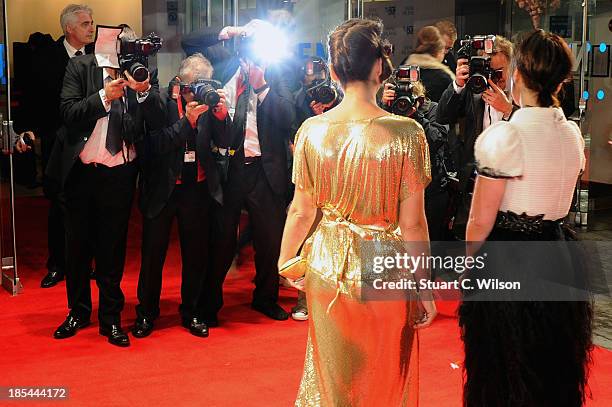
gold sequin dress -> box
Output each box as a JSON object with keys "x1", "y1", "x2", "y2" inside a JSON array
[{"x1": 292, "y1": 114, "x2": 431, "y2": 407}]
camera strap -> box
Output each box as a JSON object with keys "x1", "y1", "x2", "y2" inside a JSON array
[{"x1": 171, "y1": 79, "x2": 185, "y2": 119}]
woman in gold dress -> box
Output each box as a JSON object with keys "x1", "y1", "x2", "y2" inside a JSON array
[{"x1": 278, "y1": 19, "x2": 437, "y2": 406}]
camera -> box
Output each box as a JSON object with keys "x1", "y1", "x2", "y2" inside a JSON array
[
  {"x1": 384, "y1": 65, "x2": 421, "y2": 116},
  {"x1": 119, "y1": 33, "x2": 162, "y2": 82},
  {"x1": 237, "y1": 22, "x2": 291, "y2": 65},
  {"x1": 456, "y1": 35, "x2": 502, "y2": 94},
  {"x1": 303, "y1": 57, "x2": 338, "y2": 105},
  {"x1": 457, "y1": 35, "x2": 496, "y2": 60},
  {"x1": 181, "y1": 79, "x2": 222, "y2": 107}
]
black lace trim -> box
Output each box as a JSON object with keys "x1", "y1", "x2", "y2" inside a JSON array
[
  {"x1": 494, "y1": 211, "x2": 559, "y2": 234},
  {"x1": 477, "y1": 166, "x2": 518, "y2": 179}
]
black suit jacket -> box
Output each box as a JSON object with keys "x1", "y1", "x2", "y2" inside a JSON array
[
  {"x1": 34, "y1": 36, "x2": 93, "y2": 136},
  {"x1": 57, "y1": 54, "x2": 158, "y2": 187},
  {"x1": 220, "y1": 57, "x2": 296, "y2": 198},
  {"x1": 138, "y1": 88, "x2": 231, "y2": 218},
  {"x1": 436, "y1": 81, "x2": 518, "y2": 190}
]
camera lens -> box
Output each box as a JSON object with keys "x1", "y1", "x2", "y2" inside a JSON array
[
  {"x1": 193, "y1": 83, "x2": 220, "y2": 107},
  {"x1": 394, "y1": 97, "x2": 413, "y2": 115},
  {"x1": 316, "y1": 86, "x2": 336, "y2": 105},
  {"x1": 129, "y1": 63, "x2": 149, "y2": 82},
  {"x1": 467, "y1": 74, "x2": 488, "y2": 94},
  {"x1": 203, "y1": 89, "x2": 220, "y2": 107}
]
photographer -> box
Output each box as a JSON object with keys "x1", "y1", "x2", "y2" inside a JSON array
[
  {"x1": 381, "y1": 72, "x2": 453, "y2": 241},
  {"x1": 198, "y1": 20, "x2": 296, "y2": 324},
  {"x1": 436, "y1": 35, "x2": 517, "y2": 237},
  {"x1": 133, "y1": 54, "x2": 229, "y2": 339},
  {"x1": 292, "y1": 56, "x2": 341, "y2": 139},
  {"x1": 53, "y1": 26, "x2": 159, "y2": 347}
]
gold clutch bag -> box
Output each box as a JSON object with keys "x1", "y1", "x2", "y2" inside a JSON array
[{"x1": 278, "y1": 256, "x2": 307, "y2": 280}]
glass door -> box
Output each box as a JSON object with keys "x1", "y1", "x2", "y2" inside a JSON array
[
  {"x1": 508, "y1": 0, "x2": 612, "y2": 229},
  {"x1": 0, "y1": 0, "x2": 21, "y2": 295},
  {"x1": 583, "y1": 1, "x2": 612, "y2": 231}
]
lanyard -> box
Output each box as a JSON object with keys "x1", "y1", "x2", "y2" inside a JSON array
[
  {"x1": 171, "y1": 81, "x2": 185, "y2": 119},
  {"x1": 171, "y1": 82, "x2": 194, "y2": 157}
]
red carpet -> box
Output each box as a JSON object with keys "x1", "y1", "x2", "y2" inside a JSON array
[{"x1": 1, "y1": 196, "x2": 611, "y2": 406}]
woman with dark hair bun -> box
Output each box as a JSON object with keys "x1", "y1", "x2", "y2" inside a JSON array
[
  {"x1": 278, "y1": 18, "x2": 436, "y2": 406},
  {"x1": 460, "y1": 29, "x2": 593, "y2": 407}
]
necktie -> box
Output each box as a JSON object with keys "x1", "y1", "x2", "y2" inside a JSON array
[
  {"x1": 105, "y1": 76, "x2": 124, "y2": 155},
  {"x1": 74, "y1": 50, "x2": 83, "y2": 56},
  {"x1": 235, "y1": 71, "x2": 247, "y2": 102}
]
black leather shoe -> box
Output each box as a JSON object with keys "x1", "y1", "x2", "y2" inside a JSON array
[
  {"x1": 99, "y1": 325, "x2": 130, "y2": 347},
  {"x1": 204, "y1": 316, "x2": 219, "y2": 328},
  {"x1": 132, "y1": 318, "x2": 154, "y2": 338},
  {"x1": 41, "y1": 270, "x2": 64, "y2": 288},
  {"x1": 252, "y1": 302, "x2": 289, "y2": 321},
  {"x1": 53, "y1": 314, "x2": 90, "y2": 339},
  {"x1": 182, "y1": 317, "x2": 209, "y2": 337}
]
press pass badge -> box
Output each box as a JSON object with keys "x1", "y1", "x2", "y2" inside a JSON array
[{"x1": 184, "y1": 150, "x2": 196, "y2": 163}]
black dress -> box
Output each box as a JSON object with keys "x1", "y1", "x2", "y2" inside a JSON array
[{"x1": 459, "y1": 109, "x2": 593, "y2": 407}]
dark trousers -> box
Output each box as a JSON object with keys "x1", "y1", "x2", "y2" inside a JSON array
[
  {"x1": 64, "y1": 160, "x2": 137, "y2": 327},
  {"x1": 41, "y1": 133, "x2": 65, "y2": 273},
  {"x1": 200, "y1": 160, "x2": 287, "y2": 320},
  {"x1": 46, "y1": 195, "x2": 66, "y2": 272},
  {"x1": 425, "y1": 187, "x2": 451, "y2": 241},
  {"x1": 136, "y1": 181, "x2": 212, "y2": 321}
]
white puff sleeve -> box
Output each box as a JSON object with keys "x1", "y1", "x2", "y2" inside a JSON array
[{"x1": 475, "y1": 122, "x2": 524, "y2": 178}]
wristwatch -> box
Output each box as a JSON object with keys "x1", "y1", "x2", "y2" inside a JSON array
[{"x1": 137, "y1": 84, "x2": 152, "y2": 99}]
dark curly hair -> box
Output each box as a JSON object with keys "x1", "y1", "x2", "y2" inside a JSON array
[{"x1": 328, "y1": 18, "x2": 393, "y2": 86}]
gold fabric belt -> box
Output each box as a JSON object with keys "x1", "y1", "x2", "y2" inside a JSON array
[
  {"x1": 319, "y1": 207, "x2": 397, "y2": 238},
  {"x1": 317, "y1": 207, "x2": 400, "y2": 313}
]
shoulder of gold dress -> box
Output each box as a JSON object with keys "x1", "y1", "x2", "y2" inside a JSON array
[{"x1": 374, "y1": 114, "x2": 423, "y2": 135}]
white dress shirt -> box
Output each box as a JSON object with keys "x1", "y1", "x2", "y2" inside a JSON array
[
  {"x1": 63, "y1": 39, "x2": 85, "y2": 58},
  {"x1": 223, "y1": 66, "x2": 270, "y2": 158},
  {"x1": 79, "y1": 68, "x2": 143, "y2": 167},
  {"x1": 453, "y1": 81, "x2": 506, "y2": 130}
]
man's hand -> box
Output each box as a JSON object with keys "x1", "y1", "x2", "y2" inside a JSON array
[
  {"x1": 482, "y1": 79, "x2": 512, "y2": 117},
  {"x1": 212, "y1": 89, "x2": 229, "y2": 121},
  {"x1": 309, "y1": 100, "x2": 334, "y2": 116},
  {"x1": 455, "y1": 58, "x2": 470, "y2": 88},
  {"x1": 15, "y1": 131, "x2": 35, "y2": 153},
  {"x1": 382, "y1": 82, "x2": 396, "y2": 106},
  {"x1": 218, "y1": 25, "x2": 245, "y2": 40},
  {"x1": 185, "y1": 101, "x2": 209, "y2": 128},
  {"x1": 104, "y1": 78, "x2": 127, "y2": 101},
  {"x1": 123, "y1": 71, "x2": 151, "y2": 93}
]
